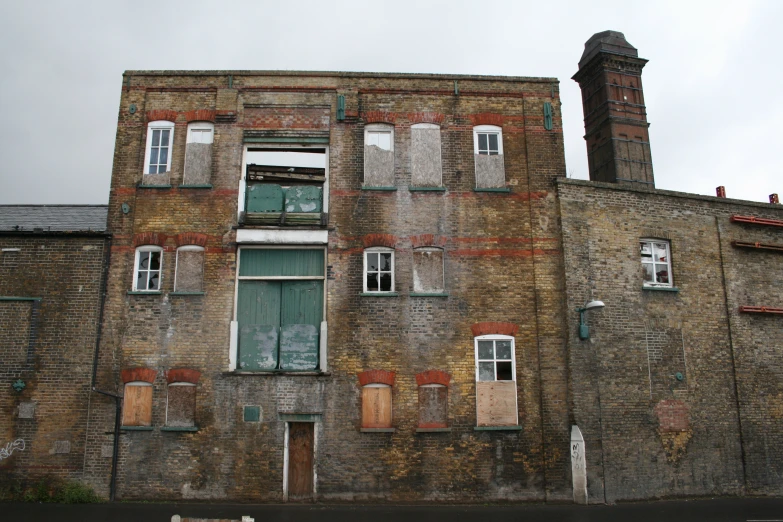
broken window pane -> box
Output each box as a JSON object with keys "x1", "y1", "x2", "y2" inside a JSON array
[
  {"x1": 379, "y1": 273, "x2": 392, "y2": 291},
  {"x1": 478, "y1": 341, "x2": 494, "y2": 359},
  {"x1": 367, "y1": 273, "x2": 379, "y2": 291},
  {"x1": 642, "y1": 263, "x2": 654, "y2": 282},
  {"x1": 367, "y1": 253, "x2": 378, "y2": 271},
  {"x1": 496, "y1": 361, "x2": 513, "y2": 381},
  {"x1": 380, "y1": 253, "x2": 391, "y2": 271},
  {"x1": 478, "y1": 362, "x2": 495, "y2": 381},
  {"x1": 495, "y1": 341, "x2": 512, "y2": 360}
]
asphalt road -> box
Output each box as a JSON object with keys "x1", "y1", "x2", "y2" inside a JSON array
[{"x1": 3, "y1": 497, "x2": 783, "y2": 522}]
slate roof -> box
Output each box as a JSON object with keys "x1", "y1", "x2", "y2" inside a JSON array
[{"x1": 0, "y1": 205, "x2": 108, "y2": 233}]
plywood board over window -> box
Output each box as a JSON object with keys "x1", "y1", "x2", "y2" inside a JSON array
[
  {"x1": 364, "y1": 124, "x2": 395, "y2": 187},
  {"x1": 122, "y1": 383, "x2": 153, "y2": 427},
  {"x1": 476, "y1": 381, "x2": 517, "y2": 426},
  {"x1": 175, "y1": 246, "x2": 204, "y2": 292},
  {"x1": 166, "y1": 383, "x2": 196, "y2": 427},
  {"x1": 413, "y1": 248, "x2": 444, "y2": 293},
  {"x1": 362, "y1": 384, "x2": 392, "y2": 428},
  {"x1": 418, "y1": 384, "x2": 448, "y2": 428},
  {"x1": 411, "y1": 123, "x2": 442, "y2": 187},
  {"x1": 184, "y1": 122, "x2": 214, "y2": 185}
]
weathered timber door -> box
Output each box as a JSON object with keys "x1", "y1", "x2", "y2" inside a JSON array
[{"x1": 287, "y1": 422, "x2": 314, "y2": 500}]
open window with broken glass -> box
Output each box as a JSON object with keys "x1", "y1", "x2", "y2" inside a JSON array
[{"x1": 364, "y1": 248, "x2": 394, "y2": 293}]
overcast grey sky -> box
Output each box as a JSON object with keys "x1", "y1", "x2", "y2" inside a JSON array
[{"x1": 1, "y1": 0, "x2": 780, "y2": 205}]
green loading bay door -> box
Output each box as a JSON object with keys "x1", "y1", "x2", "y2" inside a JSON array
[{"x1": 237, "y1": 249, "x2": 324, "y2": 371}]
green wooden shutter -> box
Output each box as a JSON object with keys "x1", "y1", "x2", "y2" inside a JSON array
[
  {"x1": 239, "y1": 249, "x2": 324, "y2": 277},
  {"x1": 279, "y1": 280, "x2": 323, "y2": 370},
  {"x1": 247, "y1": 184, "x2": 284, "y2": 212},
  {"x1": 285, "y1": 186, "x2": 322, "y2": 213},
  {"x1": 237, "y1": 281, "x2": 281, "y2": 370}
]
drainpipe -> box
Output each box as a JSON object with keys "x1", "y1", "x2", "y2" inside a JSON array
[{"x1": 89, "y1": 235, "x2": 122, "y2": 501}]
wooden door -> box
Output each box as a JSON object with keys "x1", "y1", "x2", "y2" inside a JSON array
[{"x1": 287, "y1": 422, "x2": 314, "y2": 500}]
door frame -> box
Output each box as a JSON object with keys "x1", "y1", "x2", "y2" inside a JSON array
[{"x1": 281, "y1": 413, "x2": 321, "y2": 502}]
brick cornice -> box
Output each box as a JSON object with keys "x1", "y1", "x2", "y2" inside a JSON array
[
  {"x1": 184, "y1": 109, "x2": 216, "y2": 123},
  {"x1": 409, "y1": 112, "x2": 445, "y2": 125},
  {"x1": 469, "y1": 113, "x2": 504, "y2": 127},
  {"x1": 175, "y1": 232, "x2": 208, "y2": 247},
  {"x1": 146, "y1": 110, "x2": 178, "y2": 123},
  {"x1": 362, "y1": 233, "x2": 397, "y2": 248},
  {"x1": 410, "y1": 234, "x2": 447, "y2": 249},
  {"x1": 362, "y1": 111, "x2": 397, "y2": 124},
  {"x1": 166, "y1": 368, "x2": 201, "y2": 384},
  {"x1": 416, "y1": 370, "x2": 450, "y2": 387},
  {"x1": 471, "y1": 322, "x2": 519, "y2": 337},
  {"x1": 358, "y1": 369, "x2": 396, "y2": 387},
  {"x1": 132, "y1": 232, "x2": 167, "y2": 247},
  {"x1": 121, "y1": 367, "x2": 157, "y2": 384}
]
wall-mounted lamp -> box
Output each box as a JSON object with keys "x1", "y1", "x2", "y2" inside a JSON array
[{"x1": 577, "y1": 300, "x2": 605, "y2": 340}]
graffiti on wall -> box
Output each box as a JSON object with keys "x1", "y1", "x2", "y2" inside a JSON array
[{"x1": 0, "y1": 439, "x2": 25, "y2": 461}]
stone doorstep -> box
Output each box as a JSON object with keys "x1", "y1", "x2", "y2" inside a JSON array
[{"x1": 176, "y1": 517, "x2": 254, "y2": 522}]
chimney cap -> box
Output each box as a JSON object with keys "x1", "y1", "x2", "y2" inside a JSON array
[{"x1": 578, "y1": 30, "x2": 639, "y2": 68}]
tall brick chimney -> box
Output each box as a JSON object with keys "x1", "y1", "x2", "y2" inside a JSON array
[{"x1": 572, "y1": 31, "x2": 654, "y2": 187}]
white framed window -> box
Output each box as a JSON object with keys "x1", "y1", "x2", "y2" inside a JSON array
[
  {"x1": 133, "y1": 246, "x2": 163, "y2": 291},
  {"x1": 144, "y1": 120, "x2": 175, "y2": 174},
  {"x1": 187, "y1": 122, "x2": 214, "y2": 144},
  {"x1": 475, "y1": 335, "x2": 515, "y2": 382},
  {"x1": 473, "y1": 125, "x2": 503, "y2": 156},
  {"x1": 365, "y1": 124, "x2": 394, "y2": 151},
  {"x1": 174, "y1": 245, "x2": 204, "y2": 292},
  {"x1": 640, "y1": 239, "x2": 672, "y2": 287},
  {"x1": 364, "y1": 247, "x2": 394, "y2": 293}
]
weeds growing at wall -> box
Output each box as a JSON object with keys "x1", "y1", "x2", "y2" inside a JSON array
[{"x1": 0, "y1": 477, "x2": 103, "y2": 503}]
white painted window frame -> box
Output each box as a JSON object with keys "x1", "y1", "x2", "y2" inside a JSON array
[
  {"x1": 143, "y1": 120, "x2": 175, "y2": 174},
  {"x1": 165, "y1": 381, "x2": 196, "y2": 427},
  {"x1": 413, "y1": 246, "x2": 445, "y2": 293},
  {"x1": 133, "y1": 246, "x2": 163, "y2": 291},
  {"x1": 474, "y1": 334, "x2": 516, "y2": 382},
  {"x1": 363, "y1": 247, "x2": 395, "y2": 293},
  {"x1": 186, "y1": 122, "x2": 214, "y2": 144},
  {"x1": 640, "y1": 239, "x2": 673, "y2": 288},
  {"x1": 472, "y1": 125, "x2": 504, "y2": 156},
  {"x1": 174, "y1": 245, "x2": 205, "y2": 292},
  {"x1": 364, "y1": 123, "x2": 394, "y2": 152}
]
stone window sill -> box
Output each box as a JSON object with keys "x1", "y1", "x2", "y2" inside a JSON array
[
  {"x1": 0, "y1": 296, "x2": 42, "y2": 301},
  {"x1": 408, "y1": 186, "x2": 446, "y2": 192},
  {"x1": 170, "y1": 291, "x2": 206, "y2": 296},
  {"x1": 474, "y1": 187, "x2": 511, "y2": 193},
  {"x1": 642, "y1": 286, "x2": 680, "y2": 292},
  {"x1": 361, "y1": 292, "x2": 399, "y2": 297},
  {"x1": 474, "y1": 425, "x2": 523, "y2": 431},
  {"x1": 361, "y1": 186, "x2": 397, "y2": 191},
  {"x1": 137, "y1": 184, "x2": 172, "y2": 189},
  {"x1": 224, "y1": 371, "x2": 331, "y2": 377},
  {"x1": 160, "y1": 426, "x2": 199, "y2": 432},
  {"x1": 416, "y1": 427, "x2": 451, "y2": 433},
  {"x1": 126, "y1": 291, "x2": 162, "y2": 295},
  {"x1": 360, "y1": 428, "x2": 396, "y2": 433},
  {"x1": 410, "y1": 292, "x2": 449, "y2": 297},
  {"x1": 120, "y1": 426, "x2": 154, "y2": 431},
  {"x1": 178, "y1": 184, "x2": 213, "y2": 189}
]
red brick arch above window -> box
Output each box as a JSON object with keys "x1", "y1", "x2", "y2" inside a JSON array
[
  {"x1": 121, "y1": 367, "x2": 157, "y2": 384},
  {"x1": 132, "y1": 232, "x2": 167, "y2": 247},
  {"x1": 175, "y1": 232, "x2": 208, "y2": 247},
  {"x1": 416, "y1": 370, "x2": 450, "y2": 387},
  {"x1": 358, "y1": 369, "x2": 396, "y2": 387},
  {"x1": 146, "y1": 110, "x2": 178, "y2": 123},
  {"x1": 362, "y1": 111, "x2": 397, "y2": 124},
  {"x1": 184, "y1": 109, "x2": 216, "y2": 123},
  {"x1": 469, "y1": 113, "x2": 504, "y2": 127},
  {"x1": 166, "y1": 368, "x2": 201, "y2": 384},
  {"x1": 471, "y1": 322, "x2": 519, "y2": 337},
  {"x1": 410, "y1": 234, "x2": 447, "y2": 249},
  {"x1": 362, "y1": 233, "x2": 397, "y2": 249},
  {"x1": 409, "y1": 112, "x2": 445, "y2": 125}
]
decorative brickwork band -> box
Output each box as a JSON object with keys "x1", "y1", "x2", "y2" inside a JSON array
[
  {"x1": 175, "y1": 232, "x2": 208, "y2": 247},
  {"x1": 362, "y1": 233, "x2": 397, "y2": 248},
  {"x1": 469, "y1": 113, "x2": 504, "y2": 127},
  {"x1": 184, "y1": 109, "x2": 216, "y2": 123},
  {"x1": 121, "y1": 367, "x2": 157, "y2": 384},
  {"x1": 471, "y1": 322, "x2": 519, "y2": 337},
  {"x1": 654, "y1": 400, "x2": 689, "y2": 432},
  {"x1": 146, "y1": 110, "x2": 178, "y2": 123},
  {"x1": 409, "y1": 112, "x2": 445, "y2": 125},
  {"x1": 410, "y1": 234, "x2": 447, "y2": 249},
  {"x1": 416, "y1": 370, "x2": 451, "y2": 387},
  {"x1": 362, "y1": 111, "x2": 397, "y2": 124},
  {"x1": 132, "y1": 232, "x2": 167, "y2": 247},
  {"x1": 358, "y1": 369, "x2": 396, "y2": 387},
  {"x1": 166, "y1": 368, "x2": 201, "y2": 384}
]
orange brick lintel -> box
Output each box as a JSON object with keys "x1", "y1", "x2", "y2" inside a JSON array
[
  {"x1": 416, "y1": 370, "x2": 451, "y2": 387},
  {"x1": 358, "y1": 369, "x2": 396, "y2": 387},
  {"x1": 471, "y1": 322, "x2": 519, "y2": 337},
  {"x1": 121, "y1": 367, "x2": 157, "y2": 384},
  {"x1": 166, "y1": 368, "x2": 201, "y2": 384}
]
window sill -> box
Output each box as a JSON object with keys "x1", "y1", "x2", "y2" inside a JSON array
[
  {"x1": 0, "y1": 296, "x2": 42, "y2": 301},
  {"x1": 360, "y1": 292, "x2": 399, "y2": 297},
  {"x1": 178, "y1": 184, "x2": 213, "y2": 189},
  {"x1": 160, "y1": 426, "x2": 199, "y2": 432},
  {"x1": 126, "y1": 291, "x2": 162, "y2": 295},
  {"x1": 121, "y1": 426, "x2": 154, "y2": 431},
  {"x1": 224, "y1": 370, "x2": 331, "y2": 377},
  {"x1": 416, "y1": 427, "x2": 451, "y2": 433},
  {"x1": 642, "y1": 286, "x2": 680, "y2": 292},
  {"x1": 137, "y1": 184, "x2": 172, "y2": 189},
  {"x1": 408, "y1": 186, "x2": 446, "y2": 192},
  {"x1": 473, "y1": 187, "x2": 511, "y2": 193},
  {"x1": 360, "y1": 428, "x2": 396, "y2": 433},
  {"x1": 170, "y1": 291, "x2": 206, "y2": 296},
  {"x1": 361, "y1": 186, "x2": 397, "y2": 191},
  {"x1": 410, "y1": 292, "x2": 449, "y2": 297},
  {"x1": 474, "y1": 426, "x2": 523, "y2": 431}
]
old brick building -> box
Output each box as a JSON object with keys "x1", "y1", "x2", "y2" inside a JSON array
[{"x1": 0, "y1": 205, "x2": 109, "y2": 488}]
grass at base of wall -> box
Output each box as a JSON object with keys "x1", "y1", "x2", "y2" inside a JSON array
[{"x1": 0, "y1": 477, "x2": 104, "y2": 503}]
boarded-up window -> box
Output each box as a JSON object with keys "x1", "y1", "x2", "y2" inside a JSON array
[
  {"x1": 418, "y1": 384, "x2": 448, "y2": 428},
  {"x1": 364, "y1": 124, "x2": 394, "y2": 187},
  {"x1": 122, "y1": 382, "x2": 153, "y2": 427},
  {"x1": 362, "y1": 384, "x2": 392, "y2": 428},
  {"x1": 475, "y1": 335, "x2": 518, "y2": 426},
  {"x1": 476, "y1": 381, "x2": 517, "y2": 426},
  {"x1": 411, "y1": 123, "x2": 442, "y2": 187},
  {"x1": 183, "y1": 122, "x2": 214, "y2": 185},
  {"x1": 175, "y1": 246, "x2": 204, "y2": 292},
  {"x1": 473, "y1": 125, "x2": 506, "y2": 188},
  {"x1": 166, "y1": 383, "x2": 196, "y2": 427},
  {"x1": 413, "y1": 248, "x2": 444, "y2": 293}
]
